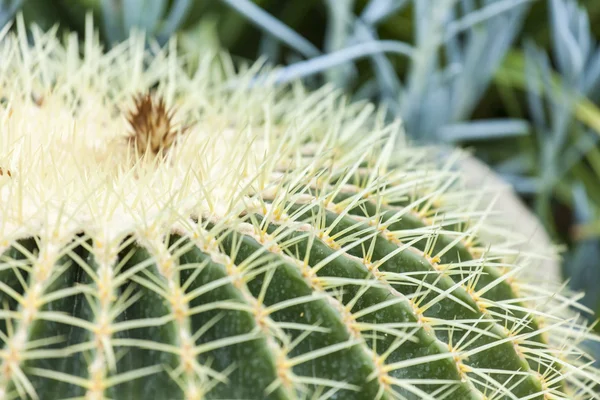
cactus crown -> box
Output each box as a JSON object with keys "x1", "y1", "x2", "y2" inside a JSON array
[{"x1": 0, "y1": 17, "x2": 599, "y2": 400}]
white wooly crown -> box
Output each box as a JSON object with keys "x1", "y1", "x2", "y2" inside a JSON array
[{"x1": 0, "y1": 16, "x2": 598, "y2": 400}]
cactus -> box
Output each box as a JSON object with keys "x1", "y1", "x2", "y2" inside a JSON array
[{"x1": 0, "y1": 19, "x2": 599, "y2": 400}]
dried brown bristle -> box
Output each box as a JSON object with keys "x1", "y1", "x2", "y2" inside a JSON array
[
  {"x1": 31, "y1": 92, "x2": 44, "y2": 107},
  {"x1": 125, "y1": 93, "x2": 187, "y2": 157},
  {"x1": 0, "y1": 167, "x2": 11, "y2": 177}
]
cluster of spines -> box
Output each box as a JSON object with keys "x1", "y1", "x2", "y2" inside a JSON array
[{"x1": 2, "y1": 158, "x2": 599, "y2": 399}]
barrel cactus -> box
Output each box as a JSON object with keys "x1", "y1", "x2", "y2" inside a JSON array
[{"x1": 0, "y1": 18, "x2": 599, "y2": 400}]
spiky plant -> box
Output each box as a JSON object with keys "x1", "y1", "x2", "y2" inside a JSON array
[{"x1": 0, "y1": 17, "x2": 599, "y2": 400}]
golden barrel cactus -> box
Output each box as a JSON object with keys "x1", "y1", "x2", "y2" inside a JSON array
[{"x1": 0, "y1": 17, "x2": 598, "y2": 400}]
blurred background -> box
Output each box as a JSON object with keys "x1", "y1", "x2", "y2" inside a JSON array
[{"x1": 2, "y1": 0, "x2": 600, "y2": 326}]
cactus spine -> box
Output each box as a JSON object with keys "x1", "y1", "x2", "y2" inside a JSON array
[{"x1": 0, "y1": 18, "x2": 599, "y2": 400}]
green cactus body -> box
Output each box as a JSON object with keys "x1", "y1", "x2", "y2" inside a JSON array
[{"x1": 0, "y1": 18, "x2": 598, "y2": 400}]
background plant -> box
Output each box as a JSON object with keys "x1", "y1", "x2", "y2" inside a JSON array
[
  {"x1": 1, "y1": 21, "x2": 600, "y2": 398},
  {"x1": 3, "y1": 0, "x2": 600, "y2": 334}
]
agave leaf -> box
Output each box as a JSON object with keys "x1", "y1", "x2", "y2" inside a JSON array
[
  {"x1": 123, "y1": 0, "x2": 166, "y2": 33},
  {"x1": 445, "y1": 0, "x2": 532, "y2": 41},
  {"x1": 523, "y1": 42, "x2": 548, "y2": 136},
  {"x1": 351, "y1": 22, "x2": 403, "y2": 107},
  {"x1": 439, "y1": 119, "x2": 530, "y2": 142},
  {"x1": 160, "y1": 0, "x2": 192, "y2": 39},
  {"x1": 584, "y1": 48, "x2": 600, "y2": 98},
  {"x1": 271, "y1": 40, "x2": 413, "y2": 84},
  {"x1": 100, "y1": 0, "x2": 125, "y2": 45},
  {"x1": 550, "y1": 0, "x2": 584, "y2": 85},
  {"x1": 360, "y1": 0, "x2": 409, "y2": 26},
  {"x1": 220, "y1": 0, "x2": 320, "y2": 58},
  {"x1": 494, "y1": 153, "x2": 532, "y2": 175},
  {"x1": 561, "y1": 131, "x2": 600, "y2": 178},
  {"x1": 498, "y1": 173, "x2": 540, "y2": 195},
  {"x1": 447, "y1": 0, "x2": 529, "y2": 121},
  {"x1": 323, "y1": 0, "x2": 356, "y2": 89},
  {"x1": 0, "y1": 0, "x2": 22, "y2": 29}
]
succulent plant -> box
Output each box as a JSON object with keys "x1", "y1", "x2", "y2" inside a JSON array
[{"x1": 0, "y1": 18, "x2": 599, "y2": 400}]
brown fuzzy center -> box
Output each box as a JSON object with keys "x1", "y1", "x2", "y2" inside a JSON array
[{"x1": 126, "y1": 93, "x2": 187, "y2": 157}]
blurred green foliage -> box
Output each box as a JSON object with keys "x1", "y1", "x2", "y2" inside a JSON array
[{"x1": 3, "y1": 0, "x2": 600, "y2": 327}]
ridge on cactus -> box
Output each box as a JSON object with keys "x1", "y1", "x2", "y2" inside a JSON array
[{"x1": 0, "y1": 16, "x2": 599, "y2": 400}]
